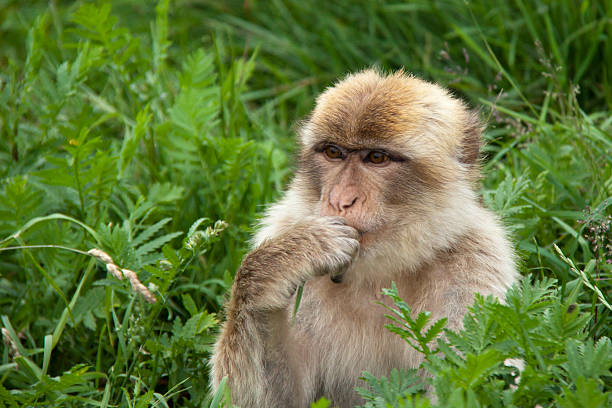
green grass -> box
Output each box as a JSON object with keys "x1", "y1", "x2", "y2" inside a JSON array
[{"x1": 0, "y1": 1, "x2": 610, "y2": 407}]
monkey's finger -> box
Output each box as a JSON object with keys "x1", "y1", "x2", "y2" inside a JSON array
[
  {"x1": 338, "y1": 225, "x2": 360, "y2": 240},
  {"x1": 330, "y1": 273, "x2": 344, "y2": 283},
  {"x1": 323, "y1": 216, "x2": 348, "y2": 226},
  {"x1": 329, "y1": 261, "x2": 350, "y2": 283},
  {"x1": 331, "y1": 237, "x2": 360, "y2": 282}
]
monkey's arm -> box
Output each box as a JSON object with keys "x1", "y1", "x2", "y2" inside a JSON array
[{"x1": 210, "y1": 217, "x2": 359, "y2": 408}]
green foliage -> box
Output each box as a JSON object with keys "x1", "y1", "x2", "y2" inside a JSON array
[
  {"x1": 200, "y1": 0, "x2": 612, "y2": 115},
  {"x1": 311, "y1": 398, "x2": 331, "y2": 408},
  {"x1": 0, "y1": 0, "x2": 610, "y2": 407},
  {"x1": 0, "y1": 1, "x2": 284, "y2": 406},
  {"x1": 356, "y1": 369, "x2": 428, "y2": 408},
  {"x1": 379, "y1": 283, "x2": 448, "y2": 358},
  {"x1": 359, "y1": 278, "x2": 611, "y2": 407},
  {"x1": 209, "y1": 377, "x2": 233, "y2": 408}
]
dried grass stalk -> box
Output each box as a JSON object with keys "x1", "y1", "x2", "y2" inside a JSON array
[
  {"x1": 1, "y1": 328, "x2": 21, "y2": 359},
  {"x1": 88, "y1": 248, "x2": 156, "y2": 303}
]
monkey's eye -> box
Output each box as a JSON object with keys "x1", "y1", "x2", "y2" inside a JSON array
[
  {"x1": 324, "y1": 145, "x2": 343, "y2": 160},
  {"x1": 365, "y1": 151, "x2": 389, "y2": 164}
]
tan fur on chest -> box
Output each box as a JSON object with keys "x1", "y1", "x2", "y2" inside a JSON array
[{"x1": 292, "y1": 275, "x2": 427, "y2": 400}]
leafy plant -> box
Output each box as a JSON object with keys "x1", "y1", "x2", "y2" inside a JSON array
[{"x1": 359, "y1": 278, "x2": 611, "y2": 407}]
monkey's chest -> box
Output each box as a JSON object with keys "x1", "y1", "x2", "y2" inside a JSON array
[{"x1": 294, "y1": 279, "x2": 422, "y2": 406}]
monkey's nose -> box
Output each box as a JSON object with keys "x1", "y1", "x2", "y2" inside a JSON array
[
  {"x1": 331, "y1": 195, "x2": 359, "y2": 214},
  {"x1": 329, "y1": 188, "x2": 360, "y2": 213},
  {"x1": 341, "y1": 196, "x2": 358, "y2": 211}
]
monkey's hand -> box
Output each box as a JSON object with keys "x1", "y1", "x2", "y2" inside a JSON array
[
  {"x1": 233, "y1": 216, "x2": 359, "y2": 311},
  {"x1": 304, "y1": 216, "x2": 360, "y2": 281}
]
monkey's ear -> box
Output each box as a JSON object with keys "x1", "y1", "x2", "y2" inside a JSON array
[{"x1": 458, "y1": 112, "x2": 484, "y2": 181}]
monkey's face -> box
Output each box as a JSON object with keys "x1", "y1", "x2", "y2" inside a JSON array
[
  {"x1": 296, "y1": 70, "x2": 480, "y2": 250},
  {"x1": 312, "y1": 142, "x2": 407, "y2": 235},
  {"x1": 298, "y1": 137, "x2": 446, "y2": 248}
]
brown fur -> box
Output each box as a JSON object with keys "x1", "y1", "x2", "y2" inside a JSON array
[{"x1": 210, "y1": 69, "x2": 517, "y2": 407}]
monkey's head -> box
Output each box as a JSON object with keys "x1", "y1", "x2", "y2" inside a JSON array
[{"x1": 295, "y1": 69, "x2": 483, "y2": 257}]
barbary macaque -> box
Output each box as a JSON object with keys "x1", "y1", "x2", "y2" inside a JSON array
[{"x1": 210, "y1": 69, "x2": 517, "y2": 407}]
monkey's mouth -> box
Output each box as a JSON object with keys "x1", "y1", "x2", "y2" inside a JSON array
[
  {"x1": 352, "y1": 222, "x2": 382, "y2": 237},
  {"x1": 344, "y1": 218, "x2": 376, "y2": 236},
  {"x1": 356, "y1": 229, "x2": 374, "y2": 246},
  {"x1": 347, "y1": 225, "x2": 368, "y2": 239},
  {"x1": 356, "y1": 223, "x2": 390, "y2": 247}
]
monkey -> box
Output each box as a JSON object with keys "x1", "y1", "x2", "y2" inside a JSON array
[{"x1": 210, "y1": 69, "x2": 517, "y2": 407}]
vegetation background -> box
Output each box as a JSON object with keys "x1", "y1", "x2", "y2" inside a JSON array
[{"x1": 0, "y1": 0, "x2": 610, "y2": 407}]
